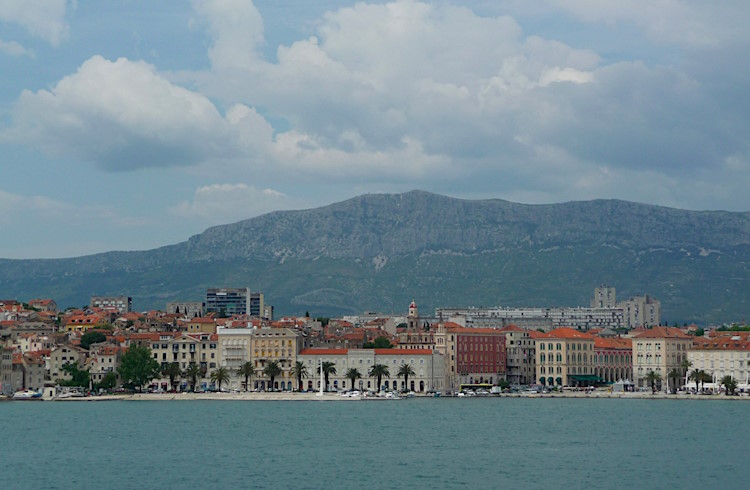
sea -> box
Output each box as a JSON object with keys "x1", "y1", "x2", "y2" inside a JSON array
[{"x1": 1, "y1": 397, "x2": 747, "y2": 489}]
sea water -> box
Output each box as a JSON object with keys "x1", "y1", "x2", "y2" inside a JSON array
[{"x1": 1, "y1": 398, "x2": 747, "y2": 489}]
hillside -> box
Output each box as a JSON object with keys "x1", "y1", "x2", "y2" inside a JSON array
[{"x1": 1, "y1": 190, "x2": 749, "y2": 323}]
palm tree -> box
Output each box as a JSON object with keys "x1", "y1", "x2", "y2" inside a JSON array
[
  {"x1": 263, "y1": 360, "x2": 282, "y2": 391},
  {"x1": 667, "y1": 368, "x2": 681, "y2": 394},
  {"x1": 210, "y1": 366, "x2": 231, "y2": 391},
  {"x1": 368, "y1": 364, "x2": 390, "y2": 392},
  {"x1": 162, "y1": 362, "x2": 182, "y2": 391},
  {"x1": 345, "y1": 368, "x2": 362, "y2": 392},
  {"x1": 322, "y1": 361, "x2": 337, "y2": 391},
  {"x1": 721, "y1": 375, "x2": 738, "y2": 396},
  {"x1": 236, "y1": 361, "x2": 254, "y2": 392},
  {"x1": 183, "y1": 363, "x2": 202, "y2": 392},
  {"x1": 645, "y1": 370, "x2": 661, "y2": 394},
  {"x1": 688, "y1": 369, "x2": 703, "y2": 392},
  {"x1": 291, "y1": 361, "x2": 309, "y2": 391},
  {"x1": 397, "y1": 362, "x2": 416, "y2": 392}
]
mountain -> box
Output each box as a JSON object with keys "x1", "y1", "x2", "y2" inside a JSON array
[{"x1": 1, "y1": 190, "x2": 749, "y2": 323}]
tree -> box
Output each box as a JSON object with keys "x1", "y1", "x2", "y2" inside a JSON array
[
  {"x1": 96, "y1": 371, "x2": 118, "y2": 391},
  {"x1": 161, "y1": 362, "x2": 182, "y2": 391},
  {"x1": 645, "y1": 370, "x2": 661, "y2": 394},
  {"x1": 721, "y1": 375, "x2": 737, "y2": 396},
  {"x1": 322, "y1": 361, "x2": 337, "y2": 391},
  {"x1": 363, "y1": 336, "x2": 393, "y2": 349},
  {"x1": 345, "y1": 368, "x2": 362, "y2": 391},
  {"x1": 688, "y1": 369, "x2": 703, "y2": 392},
  {"x1": 667, "y1": 368, "x2": 681, "y2": 394},
  {"x1": 183, "y1": 363, "x2": 203, "y2": 392},
  {"x1": 236, "y1": 361, "x2": 254, "y2": 392},
  {"x1": 368, "y1": 364, "x2": 390, "y2": 392},
  {"x1": 291, "y1": 361, "x2": 308, "y2": 391},
  {"x1": 263, "y1": 360, "x2": 282, "y2": 390},
  {"x1": 58, "y1": 362, "x2": 91, "y2": 388},
  {"x1": 397, "y1": 362, "x2": 416, "y2": 392},
  {"x1": 118, "y1": 345, "x2": 161, "y2": 391},
  {"x1": 80, "y1": 331, "x2": 107, "y2": 350},
  {"x1": 210, "y1": 367, "x2": 231, "y2": 391}
]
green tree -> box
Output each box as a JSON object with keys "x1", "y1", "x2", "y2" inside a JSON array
[
  {"x1": 721, "y1": 375, "x2": 738, "y2": 396},
  {"x1": 210, "y1": 366, "x2": 231, "y2": 391},
  {"x1": 236, "y1": 361, "x2": 254, "y2": 392},
  {"x1": 667, "y1": 368, "x2": 681, "y2": 394},
  {"x1": 183, "y1": 363, "x2": 203, "y2": 392},
  {"x1": 291, "y1": 361, "x2": 309, "y2": 391},
  {"x1": 161, "y1": 362, "x2": 182, "y2": 391},
  {"x1": 117, "y1": 345, "x2": 160, "y2": 391},
  {"x1": 322, "y1": 361, "x2": 337, "y2": 391},
  {"x1": 80, "y1": 331, "x2": 107, "y2": 350},
  {"x1": 397, "y1": 362, "x2": 416, "y2": 392},
  {"x1": 58, "y1": 361, "x2": 91, "y2": 388},
  {"x1": 368, "y1": 364, "x2": 390, "y2": 391},
  {"x1": 645, "y1": 370, "x2": 662, "y2": 394},
  {"x1": 345, "y1": 368, "x2": 362, "y2": 391},
  {"x1": 263, "y1": 360, "x2": 282, "y2": 390},
  {"x1": 96, "y1": 371, "x2": 118, "y2": 391},
  {"x1": 688, "y1": 369, "x2": 703, "y2": 392}
]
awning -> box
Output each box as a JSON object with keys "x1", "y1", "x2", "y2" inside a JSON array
[{"x1": 569, "y1": 375, "x2": 604, "y2": 382}]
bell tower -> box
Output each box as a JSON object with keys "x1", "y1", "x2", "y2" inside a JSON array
[{"x1": 407, "y1": 299, "x2": 419, "y2": 330}]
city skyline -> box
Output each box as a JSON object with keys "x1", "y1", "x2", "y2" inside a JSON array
[{"x1": 2, "y1": 1, "x2": 749, "y2": 259}]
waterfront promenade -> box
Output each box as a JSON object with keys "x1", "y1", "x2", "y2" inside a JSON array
[{"x1": 33, "y1": 390, "x2": 750, "y2": 402}]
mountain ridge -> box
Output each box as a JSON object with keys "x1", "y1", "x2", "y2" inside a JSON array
[{"x1": 1, "y1": 190, "x2": 749, "y2": 323}]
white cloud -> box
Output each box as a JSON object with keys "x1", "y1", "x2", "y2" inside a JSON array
[
  {"x1": 171, "y1": 183, "x2": 296, "y2": 222},
  {"x1": 0, "y1": 0, "x2": 69, "y2": 46},
  {"x1": 0, "y1": 38, "x2": 34, "y2": 57},
  {"x1": 5, "y1": 55, "x2": 272, "y2": 171}
]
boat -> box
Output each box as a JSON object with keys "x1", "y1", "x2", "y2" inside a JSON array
[{"x1": 13, "y1": 390, "x2": 43, "y2": 400}]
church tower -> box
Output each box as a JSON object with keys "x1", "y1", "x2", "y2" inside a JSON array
[{"x1": 407, "y1": 300, "x2": 419, "y2": 330}]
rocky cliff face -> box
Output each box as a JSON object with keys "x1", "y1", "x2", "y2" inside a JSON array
[{"x1": 1, "y1": 190, "x2": 749, "y2": 322}]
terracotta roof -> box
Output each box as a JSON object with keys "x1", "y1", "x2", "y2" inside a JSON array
[
  {"x1": 299, "y1": 348, "x2": 349, "y2": 355},
  {"x1": 633, "y1": 326, "x2": 692, "y2": 339},
  {"x1": 373, "y1": 348, "x2": 432, "y2": 355},
  {"x1": 594, "y1": 337, "x2": 632, "y2": 349},
  {"x1": 545, "y1": 327, "x2": 594, "y2": 340}
]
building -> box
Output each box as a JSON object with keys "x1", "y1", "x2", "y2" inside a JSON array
[
  {"x1": 534, "y1": 328, "x2": 596, "y2": 387},
  {"x1": 90, "y1": 296, "x2": 132, "y2": 314},
  {"x1": 166, "y1": 301, "x2": 204, "y2": 318},
  {"x1": 298, "y1": 348, "x2": 444, "y2": 393},
  {"x1": 206, "y1": 288, "x2": 250, "y2": 317},
  {"x1": 592, "y1": 285, "x2": 616, "y2": 308},
  {"x1": 434, "y1": 322, "x2": 506, "y2": 391},
  {"x1": 593, "y1": 337, "x2": 633, "y2": 383},
  {"x1": 631, "y1": 327, "x2": 692, "y2": 390},
  {"x1": 618, "y1": 295, "x2": 661, "y2": 329},
  {"x1": 28, "y1": 299, "x2": 58, "y2": 313},
  {"x1": 688, "y1": 337, "x2": 750, "y2": 389},
  {"x1": 499, "y1": 325, "x2": 536, "y2": 385},
  {"x1": 216, "y1": 326, "x2": 254, "y2": 389},
  {"x1": 251, "y1": 328, "x2": 300, "y2": 391}
]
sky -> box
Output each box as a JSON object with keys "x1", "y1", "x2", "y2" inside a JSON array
[{"x1": 1, "y1": 0, "x2": 749, "y2": 259}]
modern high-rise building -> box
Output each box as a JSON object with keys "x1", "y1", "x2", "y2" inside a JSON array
[
  {"x1": 205, "y1": 288, "x2": 250, "y2": 317},
  {"x1": 90, "y1": 296, "x2": 132, "y2": 314},
  {"x1": 592, "y1": 285, "x2": 616, "y2": 308}
]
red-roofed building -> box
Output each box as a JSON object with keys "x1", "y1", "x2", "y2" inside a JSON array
[
  {"x1": 297, "y1": 347, "x2": 445, "y2": 393},
  {"x1": 632, "y1": 327, "x2": 693, "y2": 391},
  {"x1": 434, "y1": 322, "x2": 506, "y2": 390},
  {"x1": 593, "y1": 337, "x2": 633, "y2": 383},
  {"x1": 535, "y1": 328, "x2": 596, "y2": 387}
]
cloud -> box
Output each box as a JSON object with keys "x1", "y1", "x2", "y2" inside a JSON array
[
  {"x1": 0, "y1": 38, "x2": 34, "y2": 57},
  {"x1": 5, "y1": 55, "x2": 273, "y2": 171},
  {"x1": 0, "y1": 0, "x2": 69, "y2": 46},
  {"x1": 171, "y1": 183, "x2": 296, "y2": 222}
]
